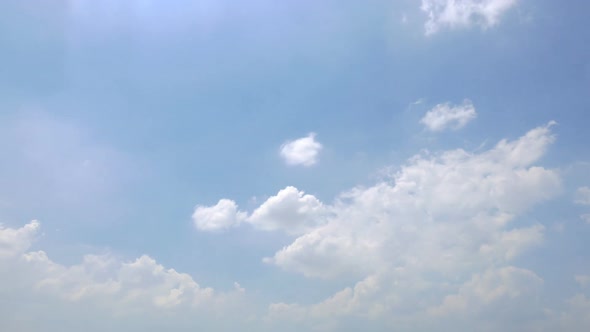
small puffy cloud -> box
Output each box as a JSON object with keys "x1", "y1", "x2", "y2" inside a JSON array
[
  {"x1": 247, "y1": 186, "x2": 328, "y2": 235},
  {"x1": 420, "y1": 100, "x2": 477, "y2": 132},
  {"x1": 421, "y1": 0, "x2": 519, "y2": 35},
  {"x1": 192, "y1": 199, "x2": 247, "y2": 231},
  {"x1": 574, "y1": 187, "x2": 590, "y2": 205},
  {"x1": 280, "y1": 133, "x2": 322, "y2": 167},
  {"x1": 4, "y1": 121, "x2": 586, "y2": 332},
  {"x1": 192, "y1": 187, "x2": 327, "y2": 235}
]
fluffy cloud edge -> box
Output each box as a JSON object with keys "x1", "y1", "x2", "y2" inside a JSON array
[
  {"x1": 0, "y1": 221, "x2": 253, "y2": 331},
  {"x1": 280, "y1": 133, "x2": 323, "y2": 167},
  {"x1": 193, "y1": 187, "x2": 328, "y2": 235},
  {"x1": 192, "y1": 199, "x2": 247, "y2": 231},
  {"x1": 421, "y1": 0, "x2": 520, "y2": 35},
  {"x1": 420, "y1": 99, "x2": 477, "y2": 132}
]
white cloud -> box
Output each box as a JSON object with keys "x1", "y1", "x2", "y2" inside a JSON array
[
  {"x1": 420, "y1": 100, "x2": 477, "y2": 132},
  {"x1": 429, "y1": 266, "x2": 543, "y2": 316},
  {"x1": 267, "y1": 267, "x2": 546, "y2": 332},
  {"x1": 574, "y1": 187, "x2": 590, "y2": 205},
  {"x1": 267, "y1": 122, "x2": 559, "y2": 281},
  {"x1": 280, "y1": 133, "x2": 323, "y2": 167},
  {"x1": 247, "y1": 186, "x2": 328, "y2": 235},
  {"x1": 187, "y1": 122, "x2": 566, "y2": 331},
  {"x1": 0, "y1": 221, "x2": 251, "y2": 332},
  {"x1": 421, "y1": 0, "x2": 519, "y2": 35},
  {"x1": 193, "y1": 187, "x2": 327, "y2": 235},
  {"x1": 3, "y1": 122, "x2": 588, "y2": 332},
  {"x1": 266, "y1": 274, "x2": 386, "y2": 325},
  {"x1": 581, "y1": 214, "x2": 590, "y2": 224},
  {"x1": 192, "y1": 199, "x2": 247, "y2": 231},
  {"x1": 0, "y1": 220, "x2": 39, "y2": 258},
  {"x1": 261, "y1": 122, "x2": 562, "y2": 330}
]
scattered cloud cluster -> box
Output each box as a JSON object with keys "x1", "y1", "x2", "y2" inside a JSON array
[
  {"x1": 420, "y1": 100, "x2": 477, "y2": 132},
  {"x1": 279, "y1": 133, "x2": 323, "y2": 167},
  {"x1": 263, "y1": 123, "x2": 559, "y2": 285},
  {"x1": 0, "y1": 221, "x2": 249, "y2": 331},
  {"x1": 4, "y1": 123, "x2": 590, "y2": 331},
  {"x1": 193, "y1": 186, "x2": 328, "y2": 235},
  {"x1": 191, "y1": 122, "x2": 590, "y2": 330},
  {"x1": 1, "y1": 0, "x2": 587, "y2": 330},
  {"x1": 421, "y1": 0, "x2": 519, "y2": 35},
  {"x1": 193, "y1": 199, "x2": 247, "y2": 231}
]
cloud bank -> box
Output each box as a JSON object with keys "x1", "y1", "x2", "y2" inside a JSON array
[{"x1": 0, "y1": 221, "x2": 250, "y2": 332}]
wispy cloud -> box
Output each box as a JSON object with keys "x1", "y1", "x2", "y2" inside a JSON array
[
  {"x1": 420, "y1": 100, "x2": 477, "y2": 132},
  {"x1": 421, "y1": 0, "x2": 519, "y2": 35}
]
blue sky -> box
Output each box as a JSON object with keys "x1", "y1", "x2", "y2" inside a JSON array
[{"x1": 1, "y1": 0, "x2": 590, "y2": 331}]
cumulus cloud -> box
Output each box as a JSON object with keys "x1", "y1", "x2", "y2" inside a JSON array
[
  {"x1": 575, "y1": 187, "x2": 590, "y2": 205},
  {"x1": 192, "y1": 199, "x2": 247, "y2": 231},
  {"x1": 248, "y1": 186, "x2": 329, "y2": 235},
  {"x1": 420, "y1": 100, "x2": 477, "y2": 132},
  {"x1": 260, "y1": 122, "x2": 563, "y2": 330},
  {"x1": 421, "y1": 0, "x2": 519, "y2": 35},
  {"x1": 267, "y1": 122, "x2": 559, "y2": 280},
  {"x1": 187, "y1": 123, "x2": 570, "y2": 331},
  {"x1": 0, "y1": 221, "x2": 250, "y2": 332},
  {"x1": 0, "y1": 220, "x2": 39, "y2": 257},
  {"x1": 280, "y1": 133, "x2": 323, "y2": 167},
  {"x1": 4, "y1": 122, "x2": 589, "y2": 332},
  {"x1": 193, "y1": 187, "x2": 327, "y2": 235}
]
